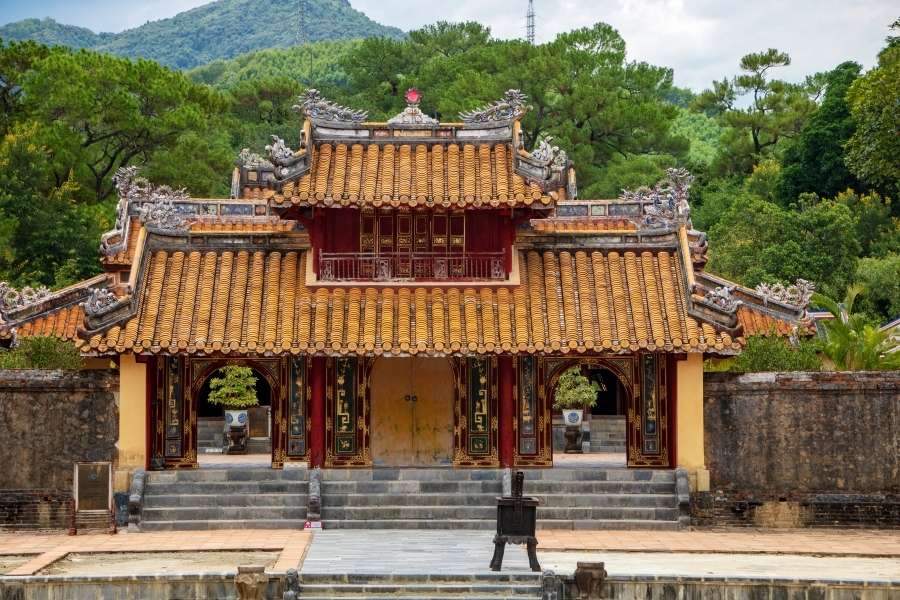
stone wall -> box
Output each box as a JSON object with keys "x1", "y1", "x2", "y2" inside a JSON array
[
  {"x1": 696, "y1": 371, "x2": 900, "y2": 527},
  {"x1": 0, "y1": 369, "x2": 118, "y2": 529}
]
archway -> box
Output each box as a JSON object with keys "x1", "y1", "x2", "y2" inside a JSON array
[
  {"x1": 547, "y1": 359, "x2": 632, "y2": 460},
  {"x1": 196, "y1": 365, "x2": 274, "y2": 456},
  {"x1": 369, "y1": 357, "x2": 455, "y2": 466}
]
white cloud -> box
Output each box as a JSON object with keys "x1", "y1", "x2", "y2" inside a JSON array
[{"x1": 350, "y1": 0, "x2": 897, "y2": 90}]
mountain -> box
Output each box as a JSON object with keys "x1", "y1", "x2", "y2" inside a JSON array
[{"x1": 0, "y1": 0, "x2": 404, "y2": 70}]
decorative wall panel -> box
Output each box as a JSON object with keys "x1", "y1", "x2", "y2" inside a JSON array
[
  {"x1": 514, "y1": 355, "x2": 551, "y2": 466},
  {"x1": 286, "y1": 357, "x2": 308, "y2": 459},
  {"x1": 325, "y1": 357, "x2": 371, "y2": 467},
  {"x1": 150, "y1": 356, "x2": 194, "y2": 469},
  {"x1": 453, "y1": 357, "x2": 499, "y2": 466}
]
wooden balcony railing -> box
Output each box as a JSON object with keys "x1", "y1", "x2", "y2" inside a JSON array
[{"x1": 318, "y1": 251, "x2": 507, "y2": 282}]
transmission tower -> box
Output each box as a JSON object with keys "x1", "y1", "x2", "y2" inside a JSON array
[{"x1": 526, "y1": 0, "x2": 535, "y2": 44}]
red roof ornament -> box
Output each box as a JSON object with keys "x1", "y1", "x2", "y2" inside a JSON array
[{"x1": 405, "y1": 88, "x2": 422, "y2": 105}]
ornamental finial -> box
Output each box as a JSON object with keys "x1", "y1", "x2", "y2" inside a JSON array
[{"x1": 459, "y1": 89, "x2": 530, "y2": 124}]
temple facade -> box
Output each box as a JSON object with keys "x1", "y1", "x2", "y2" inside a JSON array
[{"x1": 0, "y1": 89, "x2": 809, "y2": 493}]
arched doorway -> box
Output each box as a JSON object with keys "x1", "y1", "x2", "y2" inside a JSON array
[
  {"x1": 195, "y1": 364, "x2": 274, "y2": 456},
  {"x1": 369, "y1": 357, "x2": 455, "y2": 466},
  {"x1": 548, "y1": 359, "x2": 631, "y2": 459}
]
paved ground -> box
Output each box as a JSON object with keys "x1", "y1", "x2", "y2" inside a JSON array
[
  {"x1": 302, "y1": 531, "x2": 533, "y2": 575},
  {"x1": 2, "y1": 528, "x2": 898, "y2": 580},
  {"x1": 541, "y1": 551, "x2": 900, "y2": 583},
  {"x1": 539, "y1": 528, "x2": 900, "y2": 557},
  {"x1": 0, "y1": 530, "x2": 310, "y2": 576}
]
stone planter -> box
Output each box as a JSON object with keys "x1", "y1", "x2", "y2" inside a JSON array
[
  {"x1": 562, "y1": 409, "x2": 584, "y2": 453},
  {"x1": 225, "y1": 410, "x2": 249, "y2": 454}
]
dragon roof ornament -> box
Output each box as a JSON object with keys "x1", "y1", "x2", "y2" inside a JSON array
[
  {"x1": 82, "y1": 287, "x2": 119, "y2": 317},
  {"x1": 105, "y1": 166, "x2": 192, "y2": 233},
  {"x1": 703, "y1": 286, "x2": 741, "y2": 313},
  {"x1": 530, "y1": 136, "x2": 568, "y2": 173},
  {"x1": 755, "y1": 279, "x2": 815, "y2": 310},
  {"x1": 295, "y1": 88, "x2": 368, "y2": 123},
  {"x1": 236, "y1": 148, "x2": 273, "y2": 170},
  {"x1": 621, "y1": 168, "x2": 694, "y2": 229},
  {"x1": 460, "y1": 89, "x2": 530, "y2": 124},
  {"x1": 0, "y1": 282, "x2": 52, "y2": 317}
]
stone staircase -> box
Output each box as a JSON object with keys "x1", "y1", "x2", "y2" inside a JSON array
[
  {"x1": 321, "y1": 467, "x2": 681, "y2": 530},
  {"x1": 526, "y1": 468, "x2": 680, "y2": 530},
  {"x1": 197, "y1": 417, "x2": 224, "y2": 454},
  {"x1": 321, "y1": 469, "x2": 501, "y2": 530},
  {"x1": 588, "y1": 416, "x2": 626, "y2": 452},
  {"x1": 295, "y1": 573, "x2": 542, "y2": 600},
  {"x1": 139, "y1": 468, "x2": 308, "y2": 531}
]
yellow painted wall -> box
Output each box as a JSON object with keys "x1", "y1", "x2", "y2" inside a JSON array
[
  {"x1": 115, "y1": 354, "x2": 147, "y2": 491},
  {"x1": 676, "y1": 353, "x2": 709, "y2": 491},
  {"x1": 370, "y1": 357, "x2": 455, "y2": 466}
]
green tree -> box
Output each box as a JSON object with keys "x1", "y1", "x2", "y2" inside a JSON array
[
  {"x1": 0, "y1": 336, "x2": 83, "y2": 370},
  {"x1": 12, "y1": 43, "x2": 232, "y2": 201},
  {"x1": 694, "y1": 49, "x2": 820, "y2": 173},
  {"x1": 813, "y1": 286, "x2": 900, "y2": 370},
  {"x1": 552, "y1": 367, "x2": 600, "y2": 410},
  {"x1": 707, "y1": 336, "x2": 822, "y2": 373},
  {"x1": 845, "y1": 37, "x2": 900, "y2": 201},
  {"x1": 777, "y1": 61, "x2": 862, "y2": 204},
  {"x1": 854, "y1": 254, "x2": 900, "y2": 320},
  {"x1": 207, "y1": 365, "x2": 259, "y2": 409}
]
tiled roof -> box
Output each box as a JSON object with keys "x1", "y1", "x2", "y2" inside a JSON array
[
  {"x1": 189, "y1": 217, "x2": 295, "y2": 233},
  {"x1": 738, "y1": 306, "x2": 798, "y2": 336},
  {"x1": 82, "y1": 247, "x2": 743, "y2": 355},
  {"x1": 530, "y1": 217, "x2": 638, "y2": 233},
  {"x1": 268, "y1": 143, "x2": 564, "y2": 209},
  {"x1": 1, "y1": 304, "x2": 86, "y2": 344}
]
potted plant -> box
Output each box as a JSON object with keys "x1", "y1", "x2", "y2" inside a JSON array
[
  {"x1": 207, "y1": 365, "x2": 258, "y2": 453},
  {"x1": 553, "y1": 367, "x2": 599, "y2": 452}
]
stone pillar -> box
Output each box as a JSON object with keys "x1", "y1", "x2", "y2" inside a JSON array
[
  {"x1": 116, "y1": 354, "x2": 147, "y2": 492},
  {"x1": 309, "y1": 356, "x2": 326, "y2": 469},
  {"x1": 498, "y1": 355, "x2": 515, "y2": 468}
]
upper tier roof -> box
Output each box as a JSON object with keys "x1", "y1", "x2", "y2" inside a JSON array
[{"x1": 234, "y1": 89, "x2": 575, "y2": 209}]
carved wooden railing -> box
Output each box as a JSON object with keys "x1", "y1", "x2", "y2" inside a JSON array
[{"x1": 318, "y1": 251, "x2": 506, "y2": 282}]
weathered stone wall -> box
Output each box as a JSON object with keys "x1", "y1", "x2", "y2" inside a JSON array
[
  {"x1": 0, "y1": 369, "x2": 118, "y2": 528},
  {"x1": 696, "y1": 371, "x2": 900, "y2": 527}
]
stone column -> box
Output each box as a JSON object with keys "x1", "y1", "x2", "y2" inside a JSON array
[
  {"x1": 676, "y1": 353, "x2": 709, "y2": 491},
  {"x1": 116, "y1": 354, "x2": 147, "y2": 492},
  {"x1": 309, "y1": 356, "x2": 326, "y2": 468},
  {"x1": 498, "y1": 355, "x2": 515, "y2": 468}
]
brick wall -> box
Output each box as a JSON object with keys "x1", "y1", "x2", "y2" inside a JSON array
[
  {"x1": 696, "y1": 371, "x2": 900, "y2": 528},
  {"x1": 0, "y1": 369, "x2": 118, "y2": 529}
]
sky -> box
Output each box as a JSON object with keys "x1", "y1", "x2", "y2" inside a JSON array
[{"x1": 0, "y1": 0, "x2": 895, "y2": 90}]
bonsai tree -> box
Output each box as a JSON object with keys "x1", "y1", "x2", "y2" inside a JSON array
[
  {"x1": 552, "y1": 367, "x2": 600, "y2": 411},
  {"x1": 207, "y1": 365, "x2": 259, "y2": 409}
]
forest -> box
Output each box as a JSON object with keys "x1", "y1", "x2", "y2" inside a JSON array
[{"x1": 0, "y1": 20, "x2": 897, "y2": 331}]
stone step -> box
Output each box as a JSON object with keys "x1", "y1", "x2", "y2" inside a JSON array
[
  {"x1": 145, "y1": 481, "x2": 309, "y2": 495},
  {"x1": 536, "y1": 518, "x2": 680, "y2": 531},
  {"x1": 322, "y1": 492, "x2": 674, "y2": 508},
  {"x1": 520, "y1": 469, "x2": 674, "y2": 482},
  {"x1": 322, "y1": 481, "x2": 502, "y2": 494},
  {"x1": 300, "y1": 574, "x2": 541, "y2": 584},
  {"x1": 321, "y1": 505, "x2": 677, "y2": 521},
  {"x1": 142, "y1": 506, "x2": 307, "y2": 521},
  {"x1": 297, "y1": 583, "x2": 540, "y2": 597},
  {"x1": 322, "y1": 469, "x2": 502, "y2": 482},
  {"x1": 298, "y1": 596, "x2": 536, "y2": 600},
  {"x1": 140, "y1": 519, "x2": 308, "y2": 531},
  {"x1": 323, "y1": 519, "x2": 494, "y2": 530},
  {"x1": 321, "y1": 506, "x2": 496, "y2": 520},
  {"x1": 149, "y1": 468, "x2": 307, "y2": 483},
  {"x1": 144, "y1": 493, "x2": 307, "y2": 508},
  {"x1": 518, "y1": 481, "x2": 674, "y2": 494}
]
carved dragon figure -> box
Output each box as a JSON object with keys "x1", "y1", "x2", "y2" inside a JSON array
[
  {"x1": 704, "y1": 285, "x2": 741, "y2": 312},
  {"x1": 294, "y1": 88, "x2": 368, "y2": 123},
  {"x1": 0, "y1": 282, "x2": 52, "y2": 315},
  {"x1": 82, "y1": 287, "x2": 119, "y2": 317},
  {"x1": 460, "y1": 89, "x2": 530, "y2": 123},
  {"x1": 530, "y1": 136, "x2": 568, "y2": 173},
  {"x1": 755, "y1": 279, "x2": 815, "y2": 309},
  {"x1": 621, "y1": 168, "x2": 694, "y2": 228}
]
